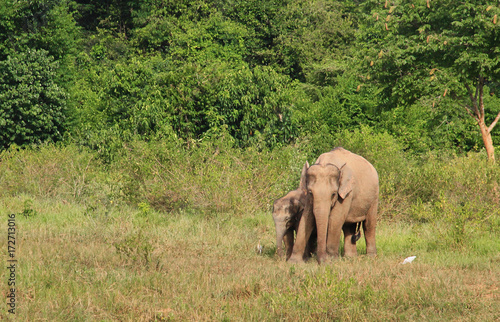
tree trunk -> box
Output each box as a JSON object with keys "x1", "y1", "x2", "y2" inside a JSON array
[
  {"x1": 478, "y1": 119, "x2": 496, "y2": 163},
  {"x1": 464, "y1": 77, "x2": 499, "y2": 163}
]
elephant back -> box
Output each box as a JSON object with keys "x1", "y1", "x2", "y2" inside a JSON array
[{"x1": 315, "y1": 147, "x2": 379, "y2": 195}]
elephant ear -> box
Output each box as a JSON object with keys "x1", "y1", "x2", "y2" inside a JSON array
[
  {"x1": 298, "y1": 161, "x2": 309, "y2": 192},
  {"x1": 338, "y1": 163, "x2": 354, "y2": 200}
]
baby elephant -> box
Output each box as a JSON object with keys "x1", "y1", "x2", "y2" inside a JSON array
[{"x1": 272, "y1": 162, "x2": 316, "y2": 260}]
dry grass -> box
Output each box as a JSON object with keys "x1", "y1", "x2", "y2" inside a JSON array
[{"x1": 1, "y1": 196, "x2": 498, "y2": 321}]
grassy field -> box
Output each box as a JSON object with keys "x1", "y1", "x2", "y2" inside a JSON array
[{"x1": 1, "y1": 195, "x2": 499, "y2": 321}]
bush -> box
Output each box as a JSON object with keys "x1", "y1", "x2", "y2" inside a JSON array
[
  {"x1": 0, "y1": 143, "x2": 113, "y2": 203},
  {"x1": 112, "y1": 134, "x2": 306, "y2": 214},
  {"x1": 408, "y1": 152, "x2": 500, "y2": 224},
  {"x1": 0, "y1": 49, "x2": 67, "y2": 149}
]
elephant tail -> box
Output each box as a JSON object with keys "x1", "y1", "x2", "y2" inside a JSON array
[{"x1": 351, "y1": 222, "x2": 362, "y2": 244}]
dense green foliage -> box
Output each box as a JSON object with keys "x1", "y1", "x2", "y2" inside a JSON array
[
  {"x1": 0, "y1": 49, "x2": 67, "y2": 148},
  {"x1": 1, "y1": 0, "x2": 498, "y2": 156},
  {"x1": 356, "y1": 0, "x2": 500, "y2": 154}
]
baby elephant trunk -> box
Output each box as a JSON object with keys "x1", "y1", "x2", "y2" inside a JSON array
[{"x1": 274, "y1": 220, "x2": 287, "y2": 257}]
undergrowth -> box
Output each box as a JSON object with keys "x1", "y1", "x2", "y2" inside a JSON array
[{"x1": 1, "y1": 130, "x2": 498, "y2": 230}]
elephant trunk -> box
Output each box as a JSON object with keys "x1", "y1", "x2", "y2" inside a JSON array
[
  {"x1": 274, "y1": 220, "x2": 287, "y2": 257},
  {"x1": 313, "y1": 199, "x2": 331, "y2": 264}
]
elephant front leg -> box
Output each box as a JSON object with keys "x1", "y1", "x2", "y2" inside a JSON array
[
  {"x1": 326, "y1": 198, "x2": 352, "y2": 258},
  {"x1": 325, "y1": 216, "x2": 343, "y2": 259},
  {"x1": 342, "y1": 223, "x2": 358, "y2": 257}
]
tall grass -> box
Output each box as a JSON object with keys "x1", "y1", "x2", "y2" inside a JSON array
[
  {"x1": 112, "y1": 136, "x2": 304, "y2": 214},
  {"x1": 1, "y1": 132, "x2": 499, "y2": 228},
  {"x1": 0, "y1": 144, "x2": 102, "y2": 200},
  {"x1": 0, "y1": 140, "x2": 303, "y2": 214}
]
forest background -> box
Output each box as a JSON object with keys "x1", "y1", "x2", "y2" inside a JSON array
[
  {"x1": 0, "y1": 0, "x2": 499, "y2": 320},
  {"x1": 2, "y1": 0, "x2": 500, "y2": 156}
]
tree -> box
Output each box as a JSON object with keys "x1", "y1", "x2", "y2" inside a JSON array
[
  {"x1": 272, "y1": 0, "x2": 355, "y2": 84},
  {"x1": 0, "y1": 49, "x2": 67, "y2": 148},
  {"x1": 359, "y1": 0, "x2": 500, "y2": 161},
  {"x1": 71, "y1": 5, "x2": 301, "y2": 151},
  {"x1": 0, "y1": 0, "x2": 80, "y2": 60},
  {"x1": 74, "y1": 0, "x2": 142, "y2": 35}
]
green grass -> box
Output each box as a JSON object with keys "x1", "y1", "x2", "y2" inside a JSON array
[{"x1": 1, "y1": 196, "x2": 498, "y2": 321}]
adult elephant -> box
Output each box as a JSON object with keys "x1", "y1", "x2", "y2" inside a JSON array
[
  {"x1": 288, "y1": 147, "x2": 378, "y2": 264},
  {"x1": 272, "y1": 162, "x2": 316, "y2": 260}
]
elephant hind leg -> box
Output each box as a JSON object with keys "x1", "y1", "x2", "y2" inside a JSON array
[
  {"x1": 363, "y1": 199, "x2": 378, "y2": 256},
  {"x1": 342, "y1": 223, "x2": 358, "y2": 257}
]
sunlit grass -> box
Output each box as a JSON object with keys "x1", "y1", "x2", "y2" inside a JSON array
[{"x1": 1, "y1": 196, "x2": 498, "y2": 321}]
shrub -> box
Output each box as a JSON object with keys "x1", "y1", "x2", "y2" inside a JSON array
[
  {"x1": 1, "y1": 133, "x2": 498, "y2": 237},
  {"x1": 0, "y1": 49, "x2": 67, "y2": 149},
  {"x1": 0, "y1": 143, "x2": 113, "y2": 203},
  {"x1": 378, "y1": 149, "x2": 500, "y2": 238},
  {"x1": 112, "y1": 134, "x2": 306, "y2": 214}
]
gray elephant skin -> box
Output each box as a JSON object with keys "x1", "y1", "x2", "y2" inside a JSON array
[
  {"x1": 272, "y1": 162, "x2": 316, "y2": 260},
  {"x1": 288, "y1": 147, "x2": 379, "y2": 264}
]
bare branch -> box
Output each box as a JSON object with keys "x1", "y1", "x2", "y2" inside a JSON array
[
  {"x1": 464, "y1": 82, "x2": 481, "y2": 119},
  {"x1": 464, "y1": 105, "x2": 479, "y2": 121},
  {"x1": 478, "y1": 76, "x2": 485, "y2": 118},
  {"x1": 475, "y1": 78, "x2": 479, "y2": 102},
  {"x1": 488, "y1": 111, "x2": 500, "y2": 133}
]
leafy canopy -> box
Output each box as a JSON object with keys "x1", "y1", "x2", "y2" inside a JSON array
[{"x1": 0, "y1": 49, "x2": 67, "y2": 148}]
